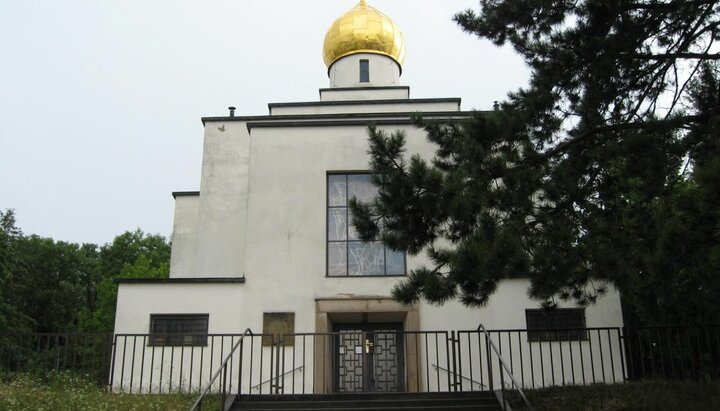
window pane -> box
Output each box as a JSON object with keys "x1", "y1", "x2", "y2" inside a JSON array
[
  {"x1": 328, "y1": 243, "x2": 347, "y2": 276},
  {"x1": 526, "y1": 309, "x2": 587, "y2": 341},
  {"x1": 348, "y1": 218, "x2": 359, "y2": 241},
  {"x1": 328, "y1": 175, "x2": 347, "y2": 206},
  {"x1": 328, "y1": 173, "x2": 406, "y2": 277},
  {"x1": 360, "y1": 59, "x2": 369, "y2": 82},
  {"x1": 348, "y1": 241, "x2": 385, "y2": 276},
  {"x1": 150, "y1": 315, "x2": 208, "y2": 346},
  {"x1": 328, "y1": 208, "x2": 347, "y2": 241},
  {"x1": 385, "y1": 248, "x2": 405, "y2": 275},
  {"x1": 348, "y1": 174, "x2": 377, "y2": 204}
]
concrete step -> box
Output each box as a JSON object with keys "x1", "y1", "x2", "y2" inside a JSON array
[
  {"x1": 235, "y1": 391, "x2": 496, "y2": 401},
  {"x1": 235, "y1": 398, "x2": 498, "y2": 409},
  {"x1": 233, "y1": 407, "x2": 499, "y2": 411},
  {"x1": 231, "y1": 392, "x2": 503, "y2": 411}
]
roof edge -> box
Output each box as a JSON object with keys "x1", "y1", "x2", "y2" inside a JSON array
[
  {"x1": 172, "y1": 191, "x2": 200, "y2": 199},
  {"x1": 319, "y1": 85, "x2": 409, "y2": 92},
  {"x1": 202, "y1": 109, "x2": 486, "y2": 125},
  {"x1": 115, "y1": 277, "x2": 245, "y2": 284},
  {"x1": 268, "y1": 97, "x2": 461, "y2": 109}
]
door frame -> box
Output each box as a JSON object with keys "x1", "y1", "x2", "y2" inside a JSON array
[
  {"x1": 332, "y1": 322, "x2": 405, "y2": 393},
  {"x1": 314, "y1": 297, "x2": 421, "y2": 394}
]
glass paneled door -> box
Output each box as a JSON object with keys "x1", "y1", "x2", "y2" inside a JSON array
[{"x1": 333, "y1": 323, "x2": 404, "y2": 392}]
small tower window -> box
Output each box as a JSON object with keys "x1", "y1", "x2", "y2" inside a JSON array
[{"x1": 359, "y1": 59, "x2": 370, "y2": 83}]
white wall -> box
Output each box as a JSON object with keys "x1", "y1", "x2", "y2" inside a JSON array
[
  {"x1": 155, "y1": 104, "x2": 625, "y2": 336},
  {"x1": 115, "y1": 86, "x2": 626, "y2": 393},
  {"x1": 115, "y1": 283, "x2": 248, "y2": 334},
  {"x1": 268, "y1": 100, "x2": 460, "y2": 116},
  {"x1": 320, "y1": 87, "x2": 409, "y2": 102},
  {"x1": 112, "y1": 280, "x2": 624, "y2": 393},
  {"x1": 328, "y1": 53, "x2": 400, "y2": 88},
  {"x1": 193, "y1": 121, "x2": 250, "y2": 277},
  {"x1": 169, "y1": 195, "x2": 199, "y2": 278},
  {"x1": 419, "y1": 280, "x2": 623, "y2": 331}
]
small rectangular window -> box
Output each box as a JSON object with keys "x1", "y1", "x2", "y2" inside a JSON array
[
  {"x1": 526, "y1": 308, "x2": 587, "y2": 342},
  {"x1": 149, "y1": 314, "x2": 209, "y2": 346},
  {"x1": 359, "y1": 59, "x2": 369, "y2": 82}
]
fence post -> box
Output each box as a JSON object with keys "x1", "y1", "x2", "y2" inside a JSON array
[
  {"x1": 108, "y1": 334, "x2": 118, "y2": 391},
  {"x1": 617, "y1": 328, "x2": 627, "y2": 382},
  {"x1": 238, "y1": 339, "x2": 244, "y2": 396},
  {"x1": 222, "y1": 364, "x2": 228, "y2": 411},
  {"x1": 274, "y1": 340, "x2": 282, "y2": 394},
  {"x1": 450, "y1": 331, "x2": 458, "y2": 392},
  {"x1": 485, "y1": 333, "x2": 493, "y2": 391},
  {"x1": 500, "y1": 357, "x2": 506, "y2": 410}
]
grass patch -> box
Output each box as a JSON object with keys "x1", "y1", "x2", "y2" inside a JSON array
[
  {"x1": 4, "y1": 374, "x2": 718, "y2": 411},
  {"x1": 0, "y1": 373, "x2": 200, "y2": 411},
  {"x1": 511, "y1": 381, "x2": 720, "y2": 411}
]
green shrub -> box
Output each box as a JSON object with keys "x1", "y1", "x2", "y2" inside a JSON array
[{"x1": 510, "y1": 381, "x2": 720, "y2": 411}]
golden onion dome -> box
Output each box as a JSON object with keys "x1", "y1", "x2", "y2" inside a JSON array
[{"x1": 322, "y1": 0, "x2": 406, "y2": 69}]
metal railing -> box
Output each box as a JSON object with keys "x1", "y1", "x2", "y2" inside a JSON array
[
  {"x1": 109, "y1": 333, "x2": 254, "y2": 394},
  {"x1": 250, "y1": 365, "x2": 303, "y2": 391},
  {"x1": 455, "y1": 327, "x2": 627, "y2": 390},
  {"x1": 431, "y1": 363, "x2": 485, "y2": 390},
  {"x1": 478, "y1": 324, "x2": 534, "y2": 411},
  {"x1": 190, "y1": 328, "x2": 253, "y2": 411},
  {"x1": 623, "y1": 326, "x2": 720, "y2": 381},
  {"x1": 453, "y1": 325, "x2": 720, "y2": 391},
  {"x1": 2, "y1": 325, "x2": 718, "y2": 404},
  {"x1": 105, "y1": 330, "x2": 460, "y2": 396}
]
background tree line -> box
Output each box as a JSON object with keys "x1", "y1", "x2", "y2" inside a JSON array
[{"x1": 0, "y1": 209, "x2": 170, "y2": 334}]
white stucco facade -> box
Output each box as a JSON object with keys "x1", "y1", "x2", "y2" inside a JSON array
[
  {"x1": 112, "y1": 1, "x2": 624, "y2": 395},
  {"x1": 113, "y1": 86, "x2": 624, "y2": 394}
]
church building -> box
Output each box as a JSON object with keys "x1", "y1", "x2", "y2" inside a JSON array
[{"x1": 112, "y1": 1, "x2": 624, "y2": 395}]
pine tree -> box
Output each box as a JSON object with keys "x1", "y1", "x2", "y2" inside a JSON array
[{"x1": 351, "y1": 1, "x2": 720, "y2": 325}]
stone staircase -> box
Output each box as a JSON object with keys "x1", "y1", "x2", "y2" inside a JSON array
[{"x1": 230, "y1": 391, "x2": 503, "y2": 410}]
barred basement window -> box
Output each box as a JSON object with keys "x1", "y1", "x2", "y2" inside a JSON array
[
  {"x1": 526, "y1": 308, "x2": 587, "y2": 342},
  {"x1": 149, "y1": 314, "x2": 209, "y2": 346},
  {"x1": 327, "y1": 173, "x2": 405, "y2": 276}
]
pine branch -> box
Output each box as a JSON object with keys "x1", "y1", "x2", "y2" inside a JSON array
[
  {"x1": 624, "y1": 1, "x2": 716, "y2": 11},
  {"x1": 524, "y1": 114, "x2": 708, "y2": 166},
  {"x1": 629, "y1": 52, "x2": 720, "y2": 60}
]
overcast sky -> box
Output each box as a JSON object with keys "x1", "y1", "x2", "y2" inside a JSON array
[{"x1": 0, "y1": 0, "x2": 529, "y2": 246}]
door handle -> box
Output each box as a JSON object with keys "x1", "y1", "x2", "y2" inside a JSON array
[{"x1": 365, "y1": 338, "x2": 374, "y2": 354}]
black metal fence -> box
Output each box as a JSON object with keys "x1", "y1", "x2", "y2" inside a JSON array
[
  {"x1": 110, "y1": 331, "x2": 458, "y2": 394},
  {"x1": 1, "y1": 326, "x2": 718, "y2": 394},
  {"x1": 623, "y1": 326, "x2": 720, "y2": 381},
  {"x1": 0, "y1": 333, "x2": 113, "y2": 385},
  {"x1": 459, "y1": 327, "x2": 627, "y2": 390}
]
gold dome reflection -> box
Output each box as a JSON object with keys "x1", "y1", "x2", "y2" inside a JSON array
[{"x1": 322, "y1": 0, "x2": 406, "y2": 69}]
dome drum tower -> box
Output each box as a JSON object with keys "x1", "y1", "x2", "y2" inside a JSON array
[
  {"x1": 323, "y1": 0, "x2": 405, "y2": 89},
  {"x1": 327, "y1": 53, "x2": 401, "y2": 88}
]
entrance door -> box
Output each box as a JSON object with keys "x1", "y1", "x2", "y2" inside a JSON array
[{"x1": 333, "y1": 323, "x2": 404, "y2": 393}]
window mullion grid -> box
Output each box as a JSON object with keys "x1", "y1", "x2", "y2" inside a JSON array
[
  {"x1": 327, "y1": 174, "x2": 350, "y2": 277},
  {"x1": 328, "y1": 172, "x2": 407, "y2": 277},
  {"x1": 383, "y1": 241, "x2": 387, "y2": 276},
  {"x1": 345, "y1": 174, "x2": 349, "y2": 277},
  {"x1": 327, "y1": 204, "x2": 347, "y2": 277}
]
